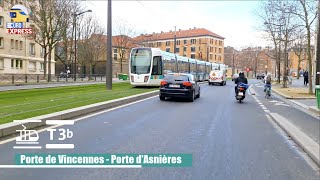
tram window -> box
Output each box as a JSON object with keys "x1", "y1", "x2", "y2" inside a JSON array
[{"x1": 152, "y1": 56, "x2": 162, "y2": 75}]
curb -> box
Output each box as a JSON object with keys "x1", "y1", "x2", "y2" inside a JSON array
[
  {"x1": 289, "y1": 100, "x2": 320, "y2": 116},
  {"x1": 269, "y1": 113, "x2": 320, "y2": 167},
  {"x1": 272, "y1": 89, "x2": 316, "y2": 99},
  {"x1": 0, "y1": 90, "x2": 159, "y2": 139}
]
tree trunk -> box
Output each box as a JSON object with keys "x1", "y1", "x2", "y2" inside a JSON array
[
  {"x1": 48, "y1": 47, "x2": 52, "y2": 82},
  {"x1": 277, "y1": 46, "x2": 281, "y2": 83},
  {"x1": 297, "y1": 52, "x2": 301, "y2": 79},
  {"x1": 43, "y1": 47, "x2": 47, "y2": 78},
  {"x1": 120, "y1": 59, "x2": 123, "y2": 73},
  {"x1": 306, "y1": 27, "x2": 313, "y2": 94}
]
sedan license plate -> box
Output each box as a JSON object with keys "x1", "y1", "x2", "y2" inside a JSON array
[
  {"x1": 169, "y1": 84, "x2": 180, "y2": 88},
  {"x1": 238, "y1": 92, "x2": 244, "y2": 96}
]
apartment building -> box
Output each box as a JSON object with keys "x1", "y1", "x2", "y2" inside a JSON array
[
  {"x1": 133, "y1": 27, "x2": 225, "y2": 64},
  {"x1": 0, "y1": 0, "x2": 55, "y2": 75}
]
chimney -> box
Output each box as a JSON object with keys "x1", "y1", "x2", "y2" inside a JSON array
[
  {"x1": 153, "y1": 32, "x2": 155, "y2": 34},
  {"x1": 194, "y1": 27, "x2": 196, "y2": 29},
  {"x1": 161, "y1": 31, "x2": 163, "y2": 33},
  {"x1": 170, "y1": 30, "x2": 172, "y2": 32},
  {"x1": 189, "y1": 28, "x2": 191, "y2": 30},
  {"x1": 179, "y1": 29, "x2": 181, "y2": 31}
]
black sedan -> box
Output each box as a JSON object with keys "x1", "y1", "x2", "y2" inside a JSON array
[
  {"x1": 257, "y1": 73, "x2": 265, "y2": 79},
  {"x1": 159, "y1": 73, "x2": 200, "y2": 102}
]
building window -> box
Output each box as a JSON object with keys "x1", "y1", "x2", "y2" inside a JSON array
[
  {"x1": 113, "y1": 54, "x2": 118, "y2": 61},
  {"x1": 0, "y1": 37, "x2": 3, "y2": 48},
  {"x1": 175, "y1": 48, "x2": 179, "y2": 53},
  {"x1": 20, "y1": 41, "x2": 23, "y2": 50},
  {"x1": 191, "y1": 47, "x2": 195, "y2": 52},
  {"x1": 15, "y1": 40, "x2": 18, "y2": 50},
  {"x1": 183, "y1": 47, "x2": 187, "y2": 52},
  {"x1": 219, "y1": 48, "x2": 221, "y2": 53},
  {"x1": 113, "y1": 48, "x2": 117, "y2": 54},
  {"x1": 16, "y1": 59, "x2": 23, "y2": 69},
  {"x1": 40, "y1": 63, "x2": 44, "y2": 70},
  {"x1": 210, "y1": 54, "x2": 213, "y2": 60},
  {"x1": 11, "y1": 59, "x2": 14, "y2": 68},
  {"x1": 0, "y1": 16, "x2": 3, "y2": 27},
  {"x1": 184, "y1": 40, "x2": 187, "y2": 44},
  {"x1": 191, "y1": 54, "x2": 195, "y2": 59},
  {"x1": 191, "y1": 39, "x2": 196, "y2": 44},
  {"x1": 11, "y1": 39, "x2": 14, "y2": 49},
  {"x1": 40, "y1": 47, "x2": 44, "y2": 57},
  {"x1": 0, "y1": 58, "x2": 4, "y2": 69},
  {"x1": 157, "y1": 42, "x2": 162, "y2": 47},
  {"x1": 215, "y1": 55, "x2": 217, "y2": 60},
  {"x1": 166, "y1": 41, "x2": 170, "y2": 46},
  {"x1": 29, "y1": 43, "x2": 35, "y2": 55},
  {"x1": 166, "y1": 48, "x2": 170, "y2": 52},
  {"x1": 176, "y1": 40, "x2": 180, "y2": 46}
]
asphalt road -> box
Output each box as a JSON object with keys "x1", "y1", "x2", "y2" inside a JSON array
[{"x1": 0, "y1": 80, "x2": 319, "y2": 180}]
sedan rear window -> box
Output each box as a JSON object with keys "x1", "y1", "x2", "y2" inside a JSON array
[{"x1": 164, "y1": 75, "x2": 189, "y2": 81}]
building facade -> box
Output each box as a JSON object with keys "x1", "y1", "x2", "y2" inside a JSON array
[
  {"x1": 0, "y1": 0, "x2": 55, "y2": 75},
  {"x1": 133, "y1": 27, "x2": 225, "y2": 64}
]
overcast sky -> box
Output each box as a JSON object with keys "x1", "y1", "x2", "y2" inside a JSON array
[{"x1": 83, "y1": 1, "x2": 271, "y2": 50}]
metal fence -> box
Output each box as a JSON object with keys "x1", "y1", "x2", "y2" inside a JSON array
[{"x1": 0, "y1": 74, "x2": 110, "y2": 85}]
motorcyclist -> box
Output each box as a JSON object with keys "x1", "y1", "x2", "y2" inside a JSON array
[{"x1": 234, "y1": 72, "x2": 248, "y2": 95}]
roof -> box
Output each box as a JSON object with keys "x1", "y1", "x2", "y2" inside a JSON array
[
  {"x1": 133, "y1": 28, "x2": 225, "y2": 42},
  {"x1": 90, "y1": 34, "x2": 138, "y2": 49}
]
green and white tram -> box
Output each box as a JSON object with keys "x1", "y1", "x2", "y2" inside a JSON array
[{"x1": 129, "y1": 47, "x2": 226, "y2": 86}]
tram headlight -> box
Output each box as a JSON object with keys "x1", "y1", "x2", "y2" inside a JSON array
[{"x1": 131, "y1": 75, "x2": 134, "y2": 82}]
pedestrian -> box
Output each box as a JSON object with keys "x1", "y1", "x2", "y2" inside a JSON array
[{"x1": 303, "y1": 70, "x2": 308, "y2": 86}]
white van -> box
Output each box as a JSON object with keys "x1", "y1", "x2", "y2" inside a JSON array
[{"x1": 208, "y1": 70, "x2": 227, "y2": 86}]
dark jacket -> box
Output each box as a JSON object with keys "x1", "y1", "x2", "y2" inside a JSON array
[
  {"x1": 303, "y1": 71, "x2": 308, "y2": 78},
  {"x1": 235, "y1": 74, "x2": 248, "y2": 85}
]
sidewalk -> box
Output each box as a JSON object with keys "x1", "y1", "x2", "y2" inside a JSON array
[
  {"x1": 0, "y1": 78, "x2": 128, "y2": 92},
  {"x1": 272, "y1": 78, "x2": 319, "y2": 115}
]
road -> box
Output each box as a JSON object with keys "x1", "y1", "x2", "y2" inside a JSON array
[{"x1": 0, "y1": 80, "x2": 319, "y2": 180}]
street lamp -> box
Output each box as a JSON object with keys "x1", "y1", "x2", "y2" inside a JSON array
[
  {"x1": 106, "y1": 0, "x2": 112, "y2": 90},
  {"x1": 73, "y1": 9, "x2": 92, "y2": 81}
]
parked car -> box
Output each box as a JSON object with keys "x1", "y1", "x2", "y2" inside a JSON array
[
  {"x1": 208, "y1": 70, "x2": 227, "y2": 86},
  {"x1": 257, "y1": 73, "x2": 265, "y2": 79},
  {"x1": 232, "y1": 73, "x2": 239, "y2": 81},
  {"x1": 159, "y1": 73, "x2": 200, "y2": 102}
]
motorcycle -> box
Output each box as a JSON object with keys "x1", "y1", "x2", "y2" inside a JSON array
[{"x1": 235, "y1": 82, "x2": 247, "y2": 103}]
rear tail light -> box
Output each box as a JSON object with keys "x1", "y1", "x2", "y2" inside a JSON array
[
  {"x1": 144, "y1": 76, "x2": 149, "y2": 82},
  {"x1": 160, "y1": 80, "x2": 167, "y2": 87},
  {"x1": 131, "y1": 76, "x2": 134, "y2": 82},
  {"x1": 239, "y1": 87, "x2": 244, "y2": 91},
  {"x1": 183, "y1": 82, "x2": 192, "y2": 87}
]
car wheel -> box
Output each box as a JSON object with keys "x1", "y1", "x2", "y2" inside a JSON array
[
  {"x1": 189, "y1": 91, "x2": 195, "y2": 102},
  {"x1": 196, "y1": 89, "x2": 200, "y2": 98},
  {"x1": 220, "y1": 82, "x2": 224, "y2": 86},
  {"x1": 159, "y1": 95, "x2": 165, "y2": 101},
  {"x1": 208, "y1": 82, "x2": 211, "y2": 86}
]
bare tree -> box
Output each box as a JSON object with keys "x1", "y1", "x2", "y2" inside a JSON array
[
  {"x1": 113, "y1": 20, "x2": 136, "y2": 73},
  {"x1": 29, "y1": 0, "x2": 74, "y2": 81},
  {"x1": 292, "y1": 27, "x2": 307, "y2": 79},
  {"x1": 290, "y1": 0, "x2": 317, "y2": 93},
  {"x1": 77, "y1": 15, "x2": 106, "y2": 76}
]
